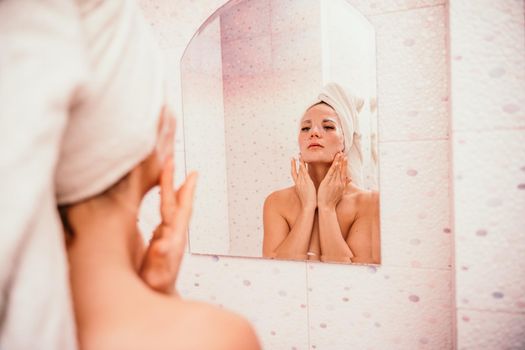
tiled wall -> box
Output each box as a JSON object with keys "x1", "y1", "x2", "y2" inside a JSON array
[
  {"x1": 138, "y1": 0, "x2": 525, "y2": 347},
  {"x1": 449, "y1": 0, "x2": 525, "y2": 349}
]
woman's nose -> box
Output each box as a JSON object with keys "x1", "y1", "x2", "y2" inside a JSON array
[{"x1": 309, "y1": 126, "x2": 321, "y2": 138}]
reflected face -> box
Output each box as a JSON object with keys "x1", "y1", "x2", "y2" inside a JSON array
[{"x1": 298, "y1": 103, "x2": 344, "y2": 163}]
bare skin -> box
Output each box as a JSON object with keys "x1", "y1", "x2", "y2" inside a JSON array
[
  {"x1": 263, "y1": 104, "x2": 380, "y2": 264},
  {"x1": 64, "y1": 108, "x2": 261, "y2": 350}
]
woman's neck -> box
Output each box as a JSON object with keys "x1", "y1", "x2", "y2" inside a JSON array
[
  {"x1": 307, "y1": 161, "x2": 362, "y2": 194},
  {"x1": 66, "y1": 184, "x2": 145, "y2": 269},
  {"x1": 307, "y1": 162, "x2": 331, "y2": 189}
]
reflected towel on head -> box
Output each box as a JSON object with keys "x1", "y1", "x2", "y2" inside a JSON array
[
  {"x1": 311, "y1": 82, "x2": 364, "y2": 188},
  {"x1": 55, "y1": 0, "x2": 165, "y2": 205}
]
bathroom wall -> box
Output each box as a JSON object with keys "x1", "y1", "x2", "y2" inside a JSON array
[
  {"x1": 449, "y1": 0, "x2": 525, "y2": 349},
  {"x1": 139, "y1": 0, "x2": 452, "y2": 349}
]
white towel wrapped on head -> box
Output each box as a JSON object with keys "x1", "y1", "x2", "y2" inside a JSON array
[{"x1": 56, "y1": 0, "x2": 165, "y2": 205}]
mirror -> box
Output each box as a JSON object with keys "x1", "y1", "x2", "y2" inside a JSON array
[{"x1": 181, "y1": 0, "x2": 380, "y2": 264}]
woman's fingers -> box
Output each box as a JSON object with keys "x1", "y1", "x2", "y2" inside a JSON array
[
  {"x1": 340, "y1": 155, "x2": 347, "y2": 183},
  {"x1": 299, "y1": 158, "x2": 309, "y2": 177},
  {"x1": 140, "y1": 171, "x2": 198, "y2": 295},
  {"x1": 160, "y1": 158, "x2": 176, "y2": 226},
  {"x1": 326, "y1": 152, "x2": 341, "y2": 180},
  {"x1": 291, "y1": 158, "x2": 298, "y2": 183},
  {"x1": 172, "y1": 172, "x2": 198, "y2": 246},
  {"x1": 140, "y1": 231, "x2": 174, "y2": 293}
]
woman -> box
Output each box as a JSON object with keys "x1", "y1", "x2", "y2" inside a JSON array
[
  {"x1": 61, "y1": 107, "x2": 260, "y2": 350},
  {"x1": 262, "y1": 83, "x2": 380, "y2": 264},
  {"x1": 41, "y1": 1, "x2": 260, "y2": 348}
]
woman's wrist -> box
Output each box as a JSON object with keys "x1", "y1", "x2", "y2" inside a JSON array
[
  {"x1": 301, "y1": 203, "x2": 317, "y2": 212},
  {"x1": 317, "y1": 202, "x2": 336, "y2": 211}
]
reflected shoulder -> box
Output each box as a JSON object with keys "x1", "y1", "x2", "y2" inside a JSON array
[
  {"x1": 357, "y1": 190, "x2": 380, "y2": 216},
  {"x1": 264, "y1": 187, "x2": 296, "y2": 209}
]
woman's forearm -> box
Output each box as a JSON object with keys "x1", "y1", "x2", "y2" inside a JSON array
[
  {"x1": 273, "y1": 206, "x2": 316, "y2": 259},
  {"x1": 318, "y1": 206, "x2": 353, "y2": 262}
]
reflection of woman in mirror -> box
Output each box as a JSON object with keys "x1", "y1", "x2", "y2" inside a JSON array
[{"x1": 263, "y1": 83, "x2": 380, "y2": 264}]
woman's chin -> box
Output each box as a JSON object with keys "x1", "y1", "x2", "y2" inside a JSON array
[{"x1": 303, "y1": 156, "x2": 333, "y2": 165}]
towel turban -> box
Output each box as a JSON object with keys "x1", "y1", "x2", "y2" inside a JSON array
[{"x1": 55, "y1": 0, "x2": 165, "y2": 205}]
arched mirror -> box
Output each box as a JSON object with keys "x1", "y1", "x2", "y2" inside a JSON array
[{"x1": 181, "y1": 0, "x2": 380, "y2": 264}]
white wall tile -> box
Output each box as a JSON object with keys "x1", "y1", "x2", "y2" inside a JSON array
[
  {"x1": 379, "y1": 140, "x2": 451, "y2": 269},
  {"x1": 457, "y1": 309, "x2": 525, "y2": 350},
  {"x1": 453, "y1": 130, "x2": 525, "y2": 313},
  {"x1": 177, "y1": 253, "x2": 309, "y2": 350},
  {"x1": 307, "y1": 263, "x2": 452, "y2": 350},
  {"x1": 450, "y1": 0, "x2": 525, "y2": 131},
  {"x1": 346, "y1": 0, "x2": 445, "y2": 16}
]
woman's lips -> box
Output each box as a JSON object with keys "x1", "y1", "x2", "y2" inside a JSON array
[{"x1": 308, "y1": 144, "x2": 323, "y2": 149}]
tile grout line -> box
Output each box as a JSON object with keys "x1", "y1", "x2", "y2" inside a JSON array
[
  {"x1": 457, "y1": 306, "x2": 525, "y2": 316},
  {"x1": 305, "y1": 261, "x2": 312, "y2": 350},
  {"x1": 379, "y1": 137, "x2": 450, "y2": 144},
  {"x1": 369, "y1": 3, "x2": 446, "y2": 18}
]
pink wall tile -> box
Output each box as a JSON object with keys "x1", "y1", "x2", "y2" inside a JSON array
[
  {"x1": 379, "y1": 140, "x2": 451, "y2": 269},
  {"x1": 372, "y1": 6, "x2": 448, "y2": 142},
  {"x1": 221, "y1": 36, "x2": 273, "y2": 77},
  {"x1": 220, "y1": 0, "x2": 271, "y2": 42},
  {"x1": 271, "y1": 28, "x2": 322, "y2": 73},
  {"x1": 140, "y1": 0, "x2": 225, "y2": 49},
  {"x1": 270, "y1": 0, "x2": 320, "y2": 34}
]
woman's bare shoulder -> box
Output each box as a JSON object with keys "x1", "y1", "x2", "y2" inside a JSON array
[
  {"x1": 356, "y1": 190, "x2": 379, "y2": 215},
  {"x1": 342, "y1": 188, "x2": 379, "y2": 211},
  {"x1": 264, "y1": 187, "x2": 296, "y2": 209}
]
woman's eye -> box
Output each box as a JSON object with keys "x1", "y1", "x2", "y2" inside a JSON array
[
  {"x1": 301, "y1": 127, "x2": 310, "y2": 132},
  {"x1": 324, "y1": 125, "x2": 335, "y2": 130}
]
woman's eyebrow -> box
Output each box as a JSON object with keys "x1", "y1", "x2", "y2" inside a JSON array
[
  {"x1": 301, "y1": 119, "x2": 312, "y2": 124},
  {"x1": 322, "y1": 118, "x2": 337, "y2": 123}
]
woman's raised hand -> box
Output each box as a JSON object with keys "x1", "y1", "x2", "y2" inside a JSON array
[
  {"x1": 139, "y1": 157, "x2": 197, "y2": 295},
  {"x1": 317, "y1": 152, "x2": 348, "y2": 210},
  {"x1": 291, "y1": 156, "x2": 317, "y2": 210}
]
